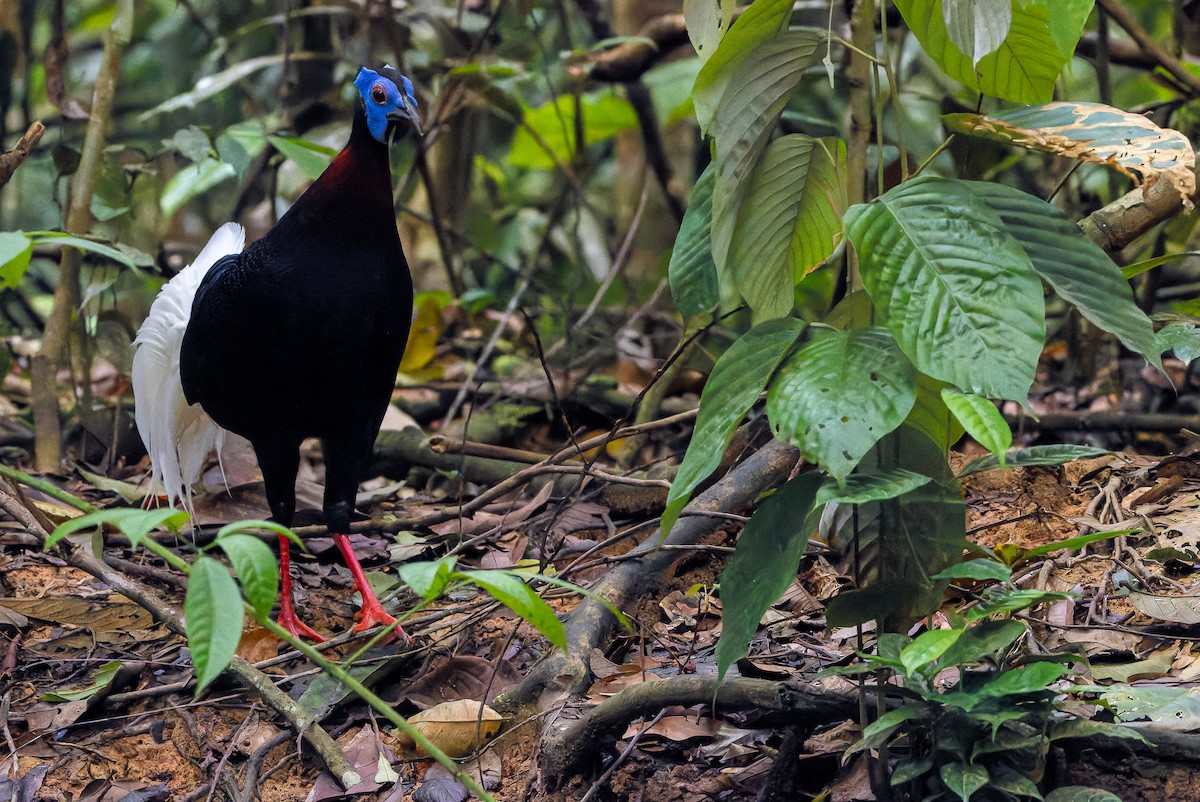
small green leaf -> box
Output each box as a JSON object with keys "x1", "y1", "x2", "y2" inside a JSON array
[
  {"x1": 1023, "y1": 528, "x2": 1135, "y2": 560},
  {"x1": 397, "y1": 555, "x2": 458, "y2": 601},
  {"x1": 27, "y1": 231, "x2": 147, "y2": 269},
  {"x1": 849, "y1": 702, "x2": 925, "y2": 753},
  {"x1": 715, "y1": 472, "x2": 823, "y2": 683},
  {"x1": 0, "y1": 232, "x2": 32, "y2": 288},
  {"x1": 216, "y1": 519, "x2": 304, "y2": 550},
  {"x1": 668, "y1": 162, "x2": 720, "y2": 317},
  {"x1": 939, "y1": 619, "x2": 1027, "y2": 667},
  {"x1": 41, "y1": 660, "x2": 124, "y2": 702},
  {"x1": 215, "y1": 534, "x2": 279, "y2": 622},
  {"x1": 940, "y1": 389, "x2": 1011, "y2": 463},
  {"x1": 186, "y1": 556, "x2": 244, "y2": 694},
  {"x1": 1157, "y1": 321, "x2": 1200, "y2": 364},
  {"x1": 662, "y1": 317, "x2": 806, "y2": 535},
  {"x1": 932, "y1": 558, "x2": 1013, "y2": 584},
  {"x1": 1045, "y1": 788, "x2": 1122, "y2": 802},
  {"x1": 968, "y1": 588, "x2": 1075, "y2": 619},
  {"x1": 458, "y1": 570, "x2": 565, "y2": 650},
  {"x1": 161, "y1": 157, "x2": 237, "y2": 218},
  {"x1": 900, "y1": 628, "x2": 963, "y2": 675},
  {"x1": 957, "y1": 444, "x2": 1110, "y2": 476},
  {"x1": 978, "y1": 662, "x2": 1069, "y2": 698},
  {"x1": 816, "y1": 468, "x2": 931, "y2": 505},
  {"x1": 940, "y1": 761, "x2": 989, "y2": 802},
  {"x1": 46, "y1": 507, "x2": 190, "y2": 550},
  {"x1": 767, "y1": 327, "x2": 917, "y2": 481},
  {"x1": 268, "y1": 135, "x2": 336, "y2": 181}
]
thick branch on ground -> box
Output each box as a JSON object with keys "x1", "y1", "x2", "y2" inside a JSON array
[
  {"x1": 538, "y1": 676, "x2": 858, "y2": 785},
  {"x1": 0, "y1": 488, "x2": 363, "y2": 789},
  {"x1": 0, "y1": 121, "x2": 46, "y2": 189},
  {"x1": 497, "y1": 439, "x2": 801, "y2": 709}
]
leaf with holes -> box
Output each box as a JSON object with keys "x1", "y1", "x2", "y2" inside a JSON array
[{"x1": 767, "y1": 327, "x2": 917, "y2": 481}]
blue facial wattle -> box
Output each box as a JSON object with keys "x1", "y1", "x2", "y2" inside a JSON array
[{"x1": 354, "y1": 65, "x2": 419, "y2": 143}]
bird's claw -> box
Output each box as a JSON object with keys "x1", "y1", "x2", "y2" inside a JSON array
[
  {"x1": 276, "y1": 608, "x2": 326, "y2": 643},
  {"x1": 352, "y1": 602, "x2": 411, "y2": 643}
]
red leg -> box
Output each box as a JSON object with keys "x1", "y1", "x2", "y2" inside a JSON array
[
  {"x1": 334, "y1": 534, "x2": 409, "y2": 641},
  {"x1": 276, "y1": 535, "x2": 326, "y2": 642}
]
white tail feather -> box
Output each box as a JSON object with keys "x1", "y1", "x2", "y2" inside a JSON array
[{"x1": 133, "y1": 223, "x2": 245, "y2": 512}]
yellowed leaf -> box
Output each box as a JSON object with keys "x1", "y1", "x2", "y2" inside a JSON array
[
  {"x1": 395, "y1": 699, "x2": 503, "y2": 757},
  {"x1": 398, "y1": 295, "x2": 444, "y2": 373}
]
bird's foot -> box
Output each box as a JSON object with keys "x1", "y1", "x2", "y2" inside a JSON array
[
  {"x1": 352, "y1": 601, "x2": 411, "y2": 643},
  {"x1": 276, "y1": 606, "x2": 326, "y2": 643}
]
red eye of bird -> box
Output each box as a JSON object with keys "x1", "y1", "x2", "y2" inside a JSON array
[{"x1": 370, "y1": 83, "x2": 388, "y2": 104}]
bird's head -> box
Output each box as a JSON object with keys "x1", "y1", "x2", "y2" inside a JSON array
[{"x1": 354, "y1": 65, "x2": 421, "y2": 144}]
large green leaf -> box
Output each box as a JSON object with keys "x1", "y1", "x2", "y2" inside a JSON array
[
  {"x1": 508, "y1": 91, "x2": 637, "y2": 169},
  {"x1": 768, "y1": 327, "x2": 917, "y2": 481},
  {"x1": 895, "y1": 0, "x2": 1067, "y2": 103},
  {"x1": 715, "y1": 472, "x2": 822, "y2": 683},
  {"x1": 728, "y1": 135, "x2": 847, "y2": 321},
  {"x1": 691, "y1": 0, "x2": 796, "y2": 132},
  {"x1": 461, "y1": 570, "x2": 566, "y2": 651},
  {"x1": 185, "y1": 556, "x2": 244, "y2": 694},
  {"x1": 823, "y1": 426, "x2": 967, "y2": 629},
  {"x1": 844, "y1": 175, "x2": 1044, "y2": 401},
  {"x1": 965, "y1": 180, "x2": 1161, "y2": 368},
  {"x1": 668, "y1": 162, "x2": 720, "y2": 317},
  {"x1": 710, "y1": 30, "x2": 825, "y2": 297},
  {"x1": 662, "y1": 318, "x2": 807, "y2": 535},
  {"x1": 942, "y1": 0, "x2": 1011, "y2": 67}
]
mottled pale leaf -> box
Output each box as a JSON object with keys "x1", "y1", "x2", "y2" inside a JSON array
[
  {"x1": 683, "y1": 0, "x2": 736, "y2": 61},
  {"x1": 940, "y1": 389, "x2": 1011, "y2": 461},
  {"x1": 1129, "y1": 591, "x2": 1200, "y2": 625},
  {"x1": 896, "y1": 0, "x2": 1067, "y2": 103},
  {"x1": 943, "y1": 0, "x2": 1011, "y2": 67},
  {"x1": 662, "y1": 318, "x2": 806, "y2": 535},
  {"x1": 766, "y1": 327, "x2": 917, "y2": 481},
  {"x1": 1045, "y1": 788, "x2": 1123, "y2": 802},
  {"x1": 716, "y1": 473, "x2": 822, "y2": 683},
  {"x1": 965, "y1": 180, "x2": 1160, "y2": 368},
  {"x1": 957, "y1": 444, "x2": 1109, "y2": 476},
  {"x1": 186, "y1": 556, "x2": 244, "y2": 694},
  {"x1": 1156, "y1": 322, "x2": 1200, "y2": 364},
  {"x1": 728, "y1": 135, "x2": 846, "y2": 321},
  {"x1": 946, "y1": 102, "x2": 1196, "y2": 201},
  {"x1": 668, "y1": 162, "x2": 720, "y2": 317},
  {"x1": 844, "y1": 176, "x2": 1044, "y2": 400},
  {"x1": 940, "y1": 762, "x2": 989, "y2": 802}
]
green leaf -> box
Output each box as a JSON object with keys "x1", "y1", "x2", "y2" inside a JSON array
[
  {"x1": 890, "y1": 755, "x2": 934, "y2": 785},
  {"x1": 904, "y1": 374, "x2": 966, "y2": 452},
  {"x1": 766, "y1": 326, "x2": 917, "y2": 481},
  {"x1": 683, "y1": 0, "x2": 736, "y2": 61},
  {"x1": 710, "y1": 31, "x2": 825, "y2": 306},
  {"x1": 816, "y1": 468, "x2": 931, "y2": 505},
  {"x1": 957, "y1": 444, "x2": 1110, "y2": 476},
  {"x1": 966, "y1": 181, "x2": 1161, "y2": 368},
  {"x1": 850, "y1": 703, "x2": 925, "y2": 753},
  {"x1": 508, "y1": 91, "x2": 637, "y2": 169},
  {"x1": 268, "y1": 135, "x2": 336, "y2": 181},
  {"x1": 41, "y1": 660, "x2": 124, "y2": 702},
  {"x1": 186, "y1": 556, "x2": 244, "y2": 694},
  {"x1": 46, "y1": 508, "x2": 191, "y2": 550},
  {"x1": 900, "y1": 628, "x2": 963, "y2": 675},
  {"x1": 0, "y1": 231, "x2": 32, "y2": 288},
  {"x1": 662, "y1": 317, "x2": 806, "y2": 535},
  {"x1": 161, "y1": 157, "x2": 237, "y2": 218},
  {"x1": 1156, "y1": 322, "x2": 1200, "y2": 364},
  {"x1": 728, "y1": 135, "x2": 847, "y2": 321},
  {"x1": 716, "y1": 473, "x2": 823, "y2": 683},
  {"x1": 895, "y1": 0, "x2": 1068, "y2": 103},
  {"x1": 978, "y1": 662, "x2": 1069, "y2": 698},
  {"x1": 216, "y1": 519, "x2": 304, "y2": 550},
  {"x1": 668, "y1": 162, "x2": 720, "y2": 317},
  {"x1": 932, "y1": 558, "x2": 1013, "y2": 584},
  {"x1": 940, "y1": 389, "x2": 1011, "y2": 463},
  {"x1": 939, "y1": 619, "x2": 1027, "y2": 667},
  {"x1": 940, "y1": 761, "x2": 989, "y2": 801},
  {"x1": 27, "y1": 231, "x2": 148, "y2": 269},
  {"x1": 943, "y1": 0, "x2": 1011, "y2": 67},
  {"x1": 215, "y1": 534, "x2": 279, "y2": 622},
  {"x1": 141, "y1": 54, "x2": 297, "y2": 118},
  {"x1": 458, "y1": 569, "x2": 566, "y2": 650},
  {"x1": 1023, "y1": 529, "x2": 1134, "y2": 560},
  {"x1": 1049, "y1": 718, "x2": 1152, "y2": 745},
  {"x1": 968, "y1": 588, "x2": 1074, "y2": 619},
  {"x1": 692, "y1": 0, "x2": 798, "y2": 131},
  {"x1": 1044, "y1": 788, "x2": 1122, "y2": 802},
  {"x1": 1040, "y1": 0, "x2": 1095, "y2": 55},
  {"x1": 397, "y1": 555, "x2": 458, "y2": 601},
  {"x1": 845, "y1": 176, "x2": 1044, "y2": 400}
]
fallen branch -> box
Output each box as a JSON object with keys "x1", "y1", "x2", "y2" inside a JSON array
[{"x1": 0, "y1": 121, "x2": 46, "y2": 189}]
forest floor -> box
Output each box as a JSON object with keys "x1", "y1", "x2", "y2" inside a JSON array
[{"x1": 5, "y1": 346, "x2": 1200, "y2": 802}]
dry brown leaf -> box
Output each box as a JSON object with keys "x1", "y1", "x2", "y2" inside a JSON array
[{"x1": 395, "y1": 699, "x2": 503, "y2": 758}]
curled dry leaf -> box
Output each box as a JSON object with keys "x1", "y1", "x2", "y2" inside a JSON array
[{"x1": 395, "y1": 699, "x2": 504, "y2": 758}]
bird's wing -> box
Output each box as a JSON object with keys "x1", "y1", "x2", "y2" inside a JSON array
[{"x1": 132, "y1": 223, "x2": 246, "y2": 513}]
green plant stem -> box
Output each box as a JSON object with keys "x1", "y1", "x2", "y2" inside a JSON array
[
  {"x1": 0, "y1": 464, "x2": 96, "y2": 512},
  {"x1": 259, "y1": 616, "x2": 497, "y2": 802}
]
